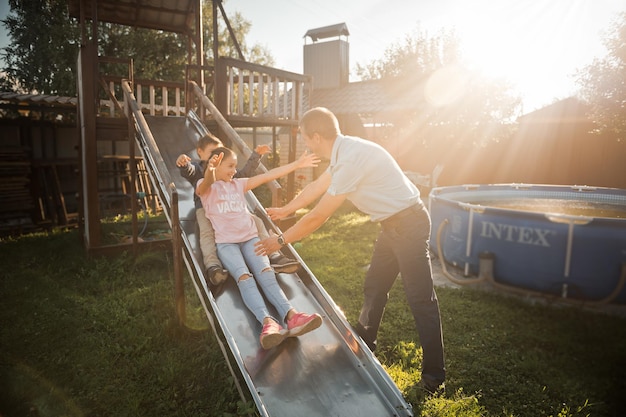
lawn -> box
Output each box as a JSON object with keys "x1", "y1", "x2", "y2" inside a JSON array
[{"x1": 1, "y1": 209, "x2": 625, "y2": 417}]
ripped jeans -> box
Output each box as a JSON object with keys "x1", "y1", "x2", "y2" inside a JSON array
[{"x1": 217, "y1": 237, "x2": 293, "y2": 325}]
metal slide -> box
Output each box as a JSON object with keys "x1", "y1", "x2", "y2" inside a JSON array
[{"x1": 130, "y1": 108, "x2": 414, "y2": 416}]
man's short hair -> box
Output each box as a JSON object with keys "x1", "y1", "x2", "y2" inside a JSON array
[{"x1": 300, "y1": 107, "x2": 340, "y2": 140}]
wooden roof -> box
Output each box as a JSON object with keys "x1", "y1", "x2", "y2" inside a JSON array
[
  {"x1": 67, "y1": 0, "x2": 199, "y2": 35},
  {"x1": 0, "y1": 92, "x2": 77, "y2": 108},
  {"x1": 311, "y1": 77, "x2": 426, "y2": 116}
]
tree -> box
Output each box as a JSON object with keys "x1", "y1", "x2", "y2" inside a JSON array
[
  {"x1": 202, "y1": 2, "x2": 274, "y2": 67},
  {"x1": 355, "y1": 26, "x2": 521, "y2": 145},
  {"x1": 576, "y1": 11, "x2": 626, "y2": 140},
  {"x1": 1, "y1": 0, "x2": 80, "y2": 95},
  {"x1": 98, "y1": 24, "x2": 189, "y2": 82},
  {"x1": 0, "y1": 0, "x2": 274, "y2": 96},
  {"x1": 355, "y1": 27, "x2": 461, "y2": 80}
]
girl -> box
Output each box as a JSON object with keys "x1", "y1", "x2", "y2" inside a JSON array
[{"x1": 196, "y1": 147, "x2": 322, "y2": 349}]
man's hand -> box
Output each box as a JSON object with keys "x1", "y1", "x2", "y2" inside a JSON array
[
  {"x1": 255, "y1": 233, "x2": 281, "y2": 256},
  {"x1": 176, "y1": 154, "x2": 191, "y2": 167}
]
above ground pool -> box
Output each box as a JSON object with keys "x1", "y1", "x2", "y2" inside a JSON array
[{"x1": 428, "y1": 184, "x2": 626, "y2": 304}]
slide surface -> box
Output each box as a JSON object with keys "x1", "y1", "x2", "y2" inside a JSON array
[{"x1": 139, "y1": 113, "x2": 414, "y2": 417}]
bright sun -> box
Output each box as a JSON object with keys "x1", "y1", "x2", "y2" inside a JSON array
[{"x1": 451, "y1": 0, "x2": 604, "y2": 110}]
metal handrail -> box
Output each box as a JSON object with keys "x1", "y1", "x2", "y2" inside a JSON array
[{"x1": 121, "y1": 80, "x2": 174, "y2": 208}]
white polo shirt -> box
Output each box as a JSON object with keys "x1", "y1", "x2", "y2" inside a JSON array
[{"x1": 326, "y1": 134, "x2": 421, "y2": 222}]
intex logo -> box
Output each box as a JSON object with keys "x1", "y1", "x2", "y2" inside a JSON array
[{"x1": 479, "y1": 221, "x2": 557, "y2": 247}]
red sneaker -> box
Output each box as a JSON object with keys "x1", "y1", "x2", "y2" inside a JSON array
[
  {"x1": 286, "y1": 312, "x2": 322, "y2": 337},
  {"x1": 259, "y1": 320, "x2": 287, "y2": 349}
]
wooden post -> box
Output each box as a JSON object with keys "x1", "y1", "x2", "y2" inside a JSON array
[
  {"x1": 128, "y1": 106, "x2": 139, "y2": 255},
  {"x1": 214, "y1": 58, "x2": 229, "y2": 145},
  {"x1": 171, "y1": 186, "x2": 185, "y2": 325},
  {"x1": 77, "y1": 42, "x2": 101, "y2": 249}
]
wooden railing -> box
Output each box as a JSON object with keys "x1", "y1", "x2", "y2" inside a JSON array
[
  {"x1": 188, "y1": 81, "x2": 284, "y2": 207},
  {"x1": 97, "y1": 56, "x2": 312, "y2": 125},
  {"x1": 92, "y1": 57, "x2": 305, "y2": 216},
  {"x1": 99, "y1": 75, "x2": 186, "y2": 117},
  {"x1": 213, "y1": 57, "x2": 311, "y2": 124}
]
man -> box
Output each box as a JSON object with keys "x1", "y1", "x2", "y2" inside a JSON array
[{"x1": 255, "y1": 107, "x2": 445, "y2": 393}]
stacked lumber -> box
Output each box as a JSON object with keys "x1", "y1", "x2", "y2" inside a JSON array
[{"x1": 0, "y1": 147, "x2": 36, "y2": 236}]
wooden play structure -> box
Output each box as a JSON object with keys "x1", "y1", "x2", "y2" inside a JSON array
[
  {"x1": 69, "y1": 0, "x2": 309, "y2": 254},
  {"x1": 66, "y1": 1, "x2": 415, "y2": 415}
]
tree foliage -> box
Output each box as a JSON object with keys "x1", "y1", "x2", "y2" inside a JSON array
[
  {"x1": 1, "y1": 0, "x2": 80, "y2": 95},
  {"x1": 202, "y1": 2, "x2": 274, "y2": 67},
  {"x1": 576, "y1": 11, "x2": 626, "y2": 140},
  {"x1": 355, "y1": 28, "x2": 461, "y2": 80},
  {"x1": 355, "y1": 26, "x2": 521, "y2": 146},
  {"x1": 0, "y1": 0, "x2": 273, "y2": 96},
  {"x1": 98, "y1": 24, "x2": 188, "y2": 83}
]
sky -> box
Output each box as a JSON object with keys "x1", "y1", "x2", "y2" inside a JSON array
[
  {"x1": 226, "y1": 0, "x2": 626, "y2": 111},
  {"x1": 1, "y1": 0, "x2": 625, "y2": 111},
  {"x1": 0, "y1": 0, "x2": 8, "y2": 52}
]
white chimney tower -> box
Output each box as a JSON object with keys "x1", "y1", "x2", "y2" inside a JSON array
[{"x1": 303, "y1": 23, "x2": 350, "y2": 90}]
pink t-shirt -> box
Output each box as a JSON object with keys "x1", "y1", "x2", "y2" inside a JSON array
[{"x1": 197, "y1": 178, "x2": 257, "y2": 243}]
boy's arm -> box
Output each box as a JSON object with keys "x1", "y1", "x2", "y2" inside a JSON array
[
  {"x1": 178, "y1": 159, "x2": 202, "y2": 184},
  {"x1": 188, "y1": 161, "x2": 204, "y2": 184},
  {"x1": 236, "y1": 151, "x2": 261, "y2": 178},
  {"x1": 236, "y1": 145, "x2": 271, "y2": 178},
  {"x1": 176, "y1": 154, "x2": 193, "y2": 179}
]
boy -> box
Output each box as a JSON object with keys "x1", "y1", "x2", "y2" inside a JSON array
[{"x1": 176, "y1": 133, "x2": 300, "y2": 286}]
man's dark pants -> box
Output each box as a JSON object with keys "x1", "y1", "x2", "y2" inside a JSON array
[{"x1": 357, "y1": 203, "x2": 445, "y2": 390}]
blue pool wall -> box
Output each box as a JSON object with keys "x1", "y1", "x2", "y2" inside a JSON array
[{"x1": 428, "y1": 184, "x2": 626, "y2": 303}]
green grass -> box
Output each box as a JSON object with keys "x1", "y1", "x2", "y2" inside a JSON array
[
  {"x1": 1, "y1": 208, "x2": 625, "y2": 416},
  {"x1": 0, "y1": 229, "x2": 243, "y2": 416}
]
